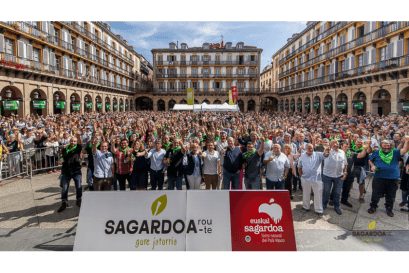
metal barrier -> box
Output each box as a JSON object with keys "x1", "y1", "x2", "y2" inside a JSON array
[
  {"x1": 0, "y1": 145, "x2": 69, "y2": 182},
  {"x1": 1, "y1": 150, "x2": 31, "y2": 181}
]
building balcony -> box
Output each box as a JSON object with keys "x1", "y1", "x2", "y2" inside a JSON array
[
  {"x1": 155, "y1": 73, "x2": 258, "y2": 79},
  {"x1": 152, "y1": 88, "x2": 261, "y2": 94},
  {"x1": 0, "y1": 52, "x2": 137, "y2": 93},
  {"x1": 156, "y1": 60, "x2": 258, "y2": 66},
  {"x1": 278, "y1": 21, "x2": 408, "y2": 79},
  {"x1": 278, "y1": 54, "x2": 408, "y2": 93}
]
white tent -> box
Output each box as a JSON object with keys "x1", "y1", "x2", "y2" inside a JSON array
[{"x1": 171, "y1": 102, "x2": 240, "y2": 112}]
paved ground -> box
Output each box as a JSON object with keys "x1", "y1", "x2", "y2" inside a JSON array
[{"x1": 1, "y1": 167, "x2": 408, "y2": 251}]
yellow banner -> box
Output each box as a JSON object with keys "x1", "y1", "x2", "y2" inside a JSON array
[
  {"x1": 229, "y1": 89, "x2": 234, "y2": 105},
  {"x1": 187, "y1": 88, "x2": 194, "y2": 105}
]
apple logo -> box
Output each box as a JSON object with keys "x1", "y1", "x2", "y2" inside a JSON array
[{"x1": 258, "y1": 198, "x2": 283, "y2": 224}]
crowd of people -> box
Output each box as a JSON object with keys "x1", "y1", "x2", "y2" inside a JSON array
[{"x1": 1, "y1": 111, "x2": 409, "y2": 218}]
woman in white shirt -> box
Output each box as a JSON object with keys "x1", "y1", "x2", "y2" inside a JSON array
[
  {"x1": 200, "y1": 141, "x2": 221, "y2": 190},
  {"x1": 45, "y1": 135, "x2": 59, "y2": 174}
]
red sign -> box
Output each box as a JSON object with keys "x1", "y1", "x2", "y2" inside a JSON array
[
  {"x1": 229, "y1": 191, "x2": 296, "y2": 251},
  {"x1": 231, "y1": 86, "x2": 238, "y2": 103}
]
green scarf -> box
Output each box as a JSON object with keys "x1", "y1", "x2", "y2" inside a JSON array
[
  {"x1": 154, "y1": 132, "x2": 157, "y2": 136},
  {"x1": 119, "y1": 146, "x2": 130, "y2": 154},
  {"x1": 244, "y1": 149, "x2": 256, "y2": 159},
  {"x1": 163, "y1": 142, "x2": 171, "y2": 150},
  {"x1": 379, "y1": 149, "x2": 393, "y2": 165},
  {"x1": 164, "y1": 125, "x2": 168, "y2": 131},
  {"x1": 346, "y1": 150, "x2": 351, "y2": 157},
  {"x1": 351, "y1": 140, "x2": 355, "y2": 148},
  {"x1": 352, "y1": 146, "x2": 363, "y2": 153},
  {"x1": 126, "y1": 131, "x2": 133, "y2": 137},
  {"x1": 329, "y1": 137, "x2": 334, "y2": 141},
  {"x1": 66, "y1": 145, "x2": 77, "y2": 154},
  {"x1": 171, "y1": 146, "x2": 181, "y2": 153},
  {"x1": 264, "y1": 139, "x2": 269, "y2": 143},
  {"x1": 215, "y1": 136, "x2": 220, "y2": 140}
]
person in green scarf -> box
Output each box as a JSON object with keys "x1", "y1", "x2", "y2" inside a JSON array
[
  {"x1": 368, "y1": 138, "x2": 409, "y2": 217},
  {"x1": 57, "y1": 136, "x2": 84, "y2": 213},
  {"x1": 164, "y1": 138, "x2": 186, "y2": 190}
]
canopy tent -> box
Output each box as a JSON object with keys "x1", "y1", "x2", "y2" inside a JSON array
[{"x1": 171, "y1": 102, "x2": 240, "y2": 112}]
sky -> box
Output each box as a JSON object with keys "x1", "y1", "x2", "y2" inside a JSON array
[{"x1": 108, "y1": 22, "x2": 308, "y2": 69}]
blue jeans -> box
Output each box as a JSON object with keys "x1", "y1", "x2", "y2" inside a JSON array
[
  {"x1": 244, "y1": 176, "x2": 260, "y2": 190},
  {"x1": 266, "y1": 178, "x2": 284, "y2": 190},
  {"x1": 223, "y1": 170, "x2": 240, "y2": 189},
  {"x1": 402, "y1": 190, "x2": 408, "y2": 203},
  {"x1": 86, "y1": 168, "x2": 93, "y2": 186},
  {"x1": 167, "y1": 174, "x2": 183, "y2": 190},
  {"x1": 61, "y1": 171, "x2": 82, "y2": 202},
  {"x1": 322, "y1": 175, "x2": 343, "y2": 208},
  {"x1": 112, "y1": 174, "x2": 118, "y2": 191}
]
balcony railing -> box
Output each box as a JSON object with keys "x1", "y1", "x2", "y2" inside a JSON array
[
  {"x1": 279, "y1": 21, "x2": 351, "y2": 65},
  {"x1": 278, "y1": 54, "x2": 408, "y2": 92},
  {"x1": 153, "y1": 88, "x2": 261, "y2": 93},
  {"x1": 0, "y1": 52, "x2": 136, "y2": 93},
  {"x1": 156, "y1": 60, "x2": 258, "y2": 66},
  {"x1": 155, "y1": 73, "x2": 258, "y2": 79},
  {"x1": 279, "y1": 21, "x2": 407, "y2": 79}
]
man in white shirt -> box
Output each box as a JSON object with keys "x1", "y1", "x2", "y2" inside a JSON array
[
  {"x1": 146, "y1": 139, "x2": 167, "y2": 190},
  {"x1": 215, "y1": 131, "x2": 228, "y2": 189},
  {"x1": 263, "y1": 144, "x2": 289, "y2": 189},
  {"x1": 298, "y1": 143, "x2": 329, "y2": 216},
  {"x1": 322, "y1": 140, "x2": 348, "y2": 215}
]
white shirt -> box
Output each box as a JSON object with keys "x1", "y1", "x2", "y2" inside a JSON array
[
  {"x1": 323, "y1": 149, "x2": 347, "y2": 178},
  {"x1": 202, "y1": 150, "x2": 220, "y2": 175},
  {"x1": 263, "y1": 139, "x2": 273, "y2": 155},
  {"x1": 146, "y1": 148, "x2": 166, "y2": 171},
  {"x1": 264, "y1": 152, "x2": 290, "y2": 181}
]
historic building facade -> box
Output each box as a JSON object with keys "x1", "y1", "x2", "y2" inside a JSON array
[
  {"x1": 0, "y1": 21, "x2": 153, "y2": 116},
  {"x1": 274, "y1": 21, "x2": 409, "y2": 116}
]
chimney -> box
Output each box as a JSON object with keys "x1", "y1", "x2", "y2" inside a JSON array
[
  {"x1": 221, "y1": 40, "x2": 224, "y2": 48},
  {"x1": 177, "y1": 41, "x2": 178, "y2": 49}
]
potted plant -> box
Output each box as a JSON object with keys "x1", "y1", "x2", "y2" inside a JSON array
[
  {"x1": 11, "y1": 23, "x2": 20, "y2": 30},
  {"x1": 38, "y1": 34, "x2": 46, "y2": 41}
]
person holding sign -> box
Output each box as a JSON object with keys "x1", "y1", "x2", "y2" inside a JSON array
[{"x1": 368, "y1": 139, "x2": 409, "y2": 217}]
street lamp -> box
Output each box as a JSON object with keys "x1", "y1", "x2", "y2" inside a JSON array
[
  {"x1": 33, "y1": 91, "x2": 40, "y2": 99},
  {"x1": 70, "y1": 95, "x2": 75, "y2": 101},
  {"x1": 381, "y1": 92, "x2": 387, "y2": 100},
  {"x1": 5, "y1": 90, "x2": 12, "y2": 98},
  {"x1": 85, "y1": 97, "x2": 88, "y2": 102},
  {"x1": 54, "y1": 93, "x2": 59, "y2": 101},
  {"x1": 342, "y1": 94, "x2": 346, "y2": 102},
  {"x1": 358, "y1": 93, "x2": 365, "y2": 100}
]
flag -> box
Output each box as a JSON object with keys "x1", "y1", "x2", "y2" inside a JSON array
[
  {"x1": 231, "y1": 86, "x2": 238, "y2": 103},
  {"x1": 229, "y1": 90, "x2": 234, "y2": 105},
  {"x1": 187, "y1": 88, "x2": 194, "y2": 105}
]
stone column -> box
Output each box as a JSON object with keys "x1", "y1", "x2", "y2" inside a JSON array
[{"x1": 390, "y1": 83, "x2": 398, "y2": 115}]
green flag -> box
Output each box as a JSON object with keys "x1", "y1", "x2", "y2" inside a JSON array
[
  {"x1": 33, "y1": 101, "x2": 46, "y2": 109},
  {"x1": 56, "y1": 101, "x2": 65, "y2": 109},
  {"x1": 3, "y1": 101, "x2": 19, "y2": 110}
]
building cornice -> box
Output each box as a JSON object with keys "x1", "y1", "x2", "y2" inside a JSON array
[{"x1": 151, "y1": 48, "x2": 263, "y2": 54}]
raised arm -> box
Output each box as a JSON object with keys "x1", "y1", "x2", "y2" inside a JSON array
[
  {"x1": 258, "y1": 137, "x2": 265, "y2": 156},
  {"x1": 401, "y1": 137, "x2": 409, "y2": 156}
]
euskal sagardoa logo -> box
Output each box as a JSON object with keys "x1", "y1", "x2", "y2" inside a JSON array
[{"x1": 104, "y1": 195, "x2": 200, "y2": 235}]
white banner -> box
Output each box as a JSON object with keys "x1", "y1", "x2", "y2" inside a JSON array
[
  {"x1": 74, "y1": 191, "x2": 187, "y2": 251},
  {"x1": 186, "y1": 191, "x2": 232, "y2": 251}
]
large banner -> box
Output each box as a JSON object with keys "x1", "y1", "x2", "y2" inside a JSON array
[
  {"x1": 403, "y1": 103, "x2": 409, "y2": 112},
  {"x1": 74, "y1": 191, "x2": 296, "y2": 251},
  {"x1": 97, "y1": 103, "x2": 102, "y2": 109},
  {"x1": 106, "y1": 104, "x2": 111, "y2": 110},
  {"x1": 3, "y1": 101, "x2": 19, "y2": 110},
  {"x1": 229, "y1": 89, "x2": 234, "y2": 105},
  {"x1": 231, "y1": 86, "x2": 238, "y2": 103},
  {"x1": 33, "y1": 101, "x2": 46, "y2": 109},
  {"x1": 56, "y1": 101, "x2": 65, "y2": 109},
  {"x1": 353, "y1": 102, "x2": 363, "y2": 110},
  {"x1": 85, "y1": 102, "x2": 92, "y2": 109},
  {"x1": 187, "y1": 88, "x2": 194, "y2": 105},
  {"x1": 72, "y1": 103, "x2": 80, "y2": 111},
  {"x1": 114, "y1": 104, "x2": 118, "y2": 110}
]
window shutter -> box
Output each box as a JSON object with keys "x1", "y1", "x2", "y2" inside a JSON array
[
  {"x1": 244, "y1": 82, "x2": 246, "y2": 88},
  {"x1": 63, "y1": 56, "x2": 67, "y2": 68},
  {"x1": 312, "y1": 29, "x2": 315, "y2": 39},
  {"x1": 371, "y1": 21, "x2": 376, "y2": 32},
  {"x1": 397, "y1": 39, "x2": 404, "y2": 57},
  {"x1": 256, "y1": 55, "x2": 258, "y2": 61},
  {"x1": 43, "y1": 49, "x2": 49, "y2": 64},
  {"x1": 68, "y1": 58, "x2": 72, "y2": 71},
  {"x1": 27, "y1": 44, "x2": 33, "y2": 60},
  {"x1": 236, "y1": 68, "x2": 238, "y2": 74},
  {"x1": 209, "y1": 55, "x2": 211, "y2": 61},
  {"x1": 351, "y1": 56, "x2": 355, "y2": 69},
  {"x1": 363, "y1": 52, "x2": 368, "y2": 66},
  {"x1": 209, "y1": 68, "x2": 212, "y2": 74},
  {"x1": 365, "y1": 22, "x2": 370, "y2": 34},
  {"x1": 201, "y1": 68, "x2": 203, "y2": 74},
  {"x1": 0, "y1": 34, "x2": 4, "y2": 52},
  {"x1": 371, "y1": 49, "x2": 376, "y2": 64},
  {"x1": 386, "y1": 44, "x2": 391, "y2": 60},
  {"x1": 190, "y1": 55, "x2": 192, "y2": 61},
  {"x1": 49, "y1": 24, "x2": 55, "y2": 36},
  {"x1": 236, "y1": 55, "x2": 238, "y2": 62},
  {"x1": 351, "y1": 27, "x2": 355, "y2": 41},
  {"x1": 42, "y1": 21, "x2": 48, "y2": 33},
  {"x1": 18, "y1": 41, "x2": 24, "y2": 58},
  {"x1": 389, "y1": 42, "x2": 394, "y2": 59},
  {"x1": 167, "y1": 55, "x2": 169, "y2": 61}
]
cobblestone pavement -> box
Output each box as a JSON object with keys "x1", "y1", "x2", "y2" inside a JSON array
[{"x1": 1, "y1": 167, "x2": 408, "y2": 251}]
